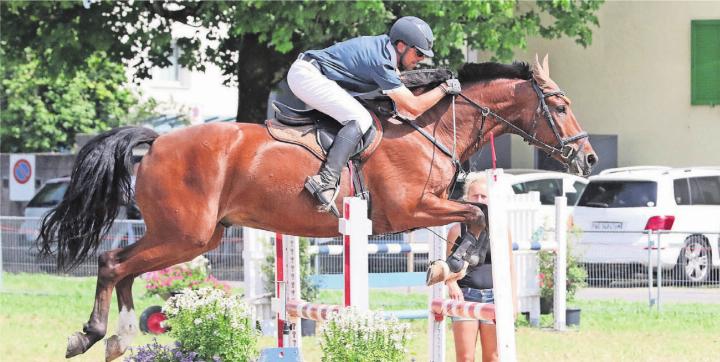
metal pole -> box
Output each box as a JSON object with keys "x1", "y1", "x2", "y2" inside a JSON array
[
  {"x1": 553, "y1": 196, "x2": 567, "y2": 331},
  {"x1": 656, "y1": 232, "x2": 662, "y2": 312},
  {"x1": 647, "y1": 230, "x2": 654, "y2": 308},
  {"x1": 428, "y1": 226, "x2": 447, "y2": 362},
  {"x1": 0, "y1": 220, "x2": 4, "y2": 290}
]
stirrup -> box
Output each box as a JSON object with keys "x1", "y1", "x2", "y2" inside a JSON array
[{"x1": 304, "y1": 176, "x2": 340, "y2": 217}]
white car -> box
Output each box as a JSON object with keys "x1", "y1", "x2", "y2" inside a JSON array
[
  {"x1": 573, "y1": 166, "x2": 720, "y2": 282},
  {"x1": 21, "y1": 177, "x2": 71, "y2": 242},
  {"x1": 453, "y1": 169, "x2": 587, "y2": 204}
]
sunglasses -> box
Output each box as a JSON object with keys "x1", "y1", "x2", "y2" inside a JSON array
[{"x1": 414, "y1": 47, "x2": 425, "y2": 58}]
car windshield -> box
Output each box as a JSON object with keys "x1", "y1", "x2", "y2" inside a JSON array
[
  {"x1": 578, "y1": 181, "x2": 657, "y2": 208},
  {"x1": 27, "y1": 182, "x2": 68, "y2": 207}
]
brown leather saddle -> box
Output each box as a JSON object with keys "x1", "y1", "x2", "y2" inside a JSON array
[
  {"x1": 265, "y1": 68, "x2": 454, "y2": 162},
  {"x1": 266, "y1": 101, "x2": 383, "y2": 162}
]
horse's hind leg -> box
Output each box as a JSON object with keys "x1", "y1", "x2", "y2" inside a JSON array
[
  {"x1": 104, "y1": 275, "x2": 138, "y2": 362},
  {"x1": 103, "y1": 225, "x2": 226, "y2": 361}
]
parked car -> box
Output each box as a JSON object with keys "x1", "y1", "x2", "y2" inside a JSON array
[
  {"x1": 452, "y1": 169, "x2": 587, "y2": 203},
  {"x1": 21, "y1": 177, "x2": 71, "y2": 242},
  {"x1": 573, "y1": 166, "x2": 720, "y2": 283},
  {"x1": 451, "y1": 169, "x2": 588, "y2": 228},
  {"x1": 21, "y1": 177, "x2": 139, "y2": 246}
]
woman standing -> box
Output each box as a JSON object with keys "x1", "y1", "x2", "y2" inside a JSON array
[{"x1": 445, "y1": 172, "x2": 517, "y2": 362}]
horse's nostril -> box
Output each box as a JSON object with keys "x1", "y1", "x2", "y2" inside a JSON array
[{"x1": 587, "y1": 153, "x2": 598, "y2": 166}]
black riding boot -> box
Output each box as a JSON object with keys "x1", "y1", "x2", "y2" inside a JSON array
[{"x1": 305, "y1": 120, "x2": 364, "y2": 216}]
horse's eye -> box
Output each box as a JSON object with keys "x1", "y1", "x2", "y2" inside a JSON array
[{"x1": 556, "y1": 105, "x2": 566, "y2": 114}]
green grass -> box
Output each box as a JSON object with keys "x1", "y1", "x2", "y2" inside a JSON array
[{"x1": 1, "y1": 273, "x2": 719, "y2": 361}]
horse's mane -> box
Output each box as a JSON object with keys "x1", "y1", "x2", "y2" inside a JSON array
[{"x1": 458, "y1": 61, "x2": 532, "y2": 83}]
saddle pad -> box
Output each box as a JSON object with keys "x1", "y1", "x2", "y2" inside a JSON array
[
  {"x1": 266, "y1": 113, "x2": 384, "y2": 162},
  {"x1": 266, "y1": 119, "x2": 326, "y2": 160}
]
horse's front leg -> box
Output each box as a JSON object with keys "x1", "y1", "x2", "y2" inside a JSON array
[{"x1": 409, "y1": 195, "x2": 486, "y2": 285}]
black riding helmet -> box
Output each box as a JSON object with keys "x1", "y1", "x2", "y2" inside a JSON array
[{"x1": 389, "y1": 16, "x2": 434, "y2": 58}]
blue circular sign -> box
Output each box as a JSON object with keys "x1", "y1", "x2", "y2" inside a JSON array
[{"x1": 13, "y1": 159, "x2": 32, "y2": 184}]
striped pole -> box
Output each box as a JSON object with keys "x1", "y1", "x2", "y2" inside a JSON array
[
  {"x1": 275, "y1": 234, "x2": 285, "y2": 347},
  {"x1": 286, "y1": 300, "x2": 342, "y2": 321},
  {"x1": 430, "y1": 299, "x2": 496, "y2": 321}
]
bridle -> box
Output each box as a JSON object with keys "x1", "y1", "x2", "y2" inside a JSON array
[
  {"x1": 396, "y1": 77, "x2": 589, "y2": 196},
  {"x1": 456, "y1": 79, "x2": 588, "y2": 166}
]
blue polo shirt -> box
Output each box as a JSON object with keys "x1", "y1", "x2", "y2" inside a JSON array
[{"x1": 303, "y1": 35, "x2": 403, "y2": 94}]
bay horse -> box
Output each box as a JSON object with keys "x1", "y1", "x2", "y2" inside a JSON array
[{"x1": 38, "y1": 55, "x2": 596, "y2": 360}]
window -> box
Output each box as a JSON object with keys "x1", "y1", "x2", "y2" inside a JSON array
[
  {"x1": 27, "y1": 181, "x2": 68, "y2": 207},
  {"x1": 689, "y1": 176, "x2": 720, "y2": 205},
  {"x1": 578, "y1": 181, "x2": 657, "y2": 208},
  {"x1": 566, "y1": 181, "x2": 587, "y2": 206},
  {"x1": 691, "y1": 20, "x2": 720, "y2": 105},
  {"x1": 512, "y1": 179, "x2": 562, "y2": 205},
  {"x1": 152, "y1": 41, "x2": 189, "y2": 86},
  {"x1": 674, "y1": 178, "x2": 691, "y2": 205}
]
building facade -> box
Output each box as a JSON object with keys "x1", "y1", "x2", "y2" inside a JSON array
[{"x1": 507, "y1": 1, "x2": 719, "y2": 170}]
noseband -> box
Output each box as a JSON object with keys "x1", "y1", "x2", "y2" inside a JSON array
[{"x1": 457, "y1": 80, "x2": 588, "y2": 167}]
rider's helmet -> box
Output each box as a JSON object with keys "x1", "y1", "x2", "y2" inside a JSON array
[{"x1": 389, "y1": 16, "x2": 434, "y2": 58}]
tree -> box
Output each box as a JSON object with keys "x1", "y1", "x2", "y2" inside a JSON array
[
  {"x1": 0, "y1": 49, "x2": 138, "y2": 152},
  {"x1": 1, "y1": 1, "x2": 603, "y2": 124}
]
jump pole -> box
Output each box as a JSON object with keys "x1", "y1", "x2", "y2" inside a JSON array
[{"x1": 275, "y1": 197, "x2": 371, "y2": 348}]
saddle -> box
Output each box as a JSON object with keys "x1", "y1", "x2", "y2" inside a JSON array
[{"x1": 265, "y1": 68, "x2": 454, "y2": 162}]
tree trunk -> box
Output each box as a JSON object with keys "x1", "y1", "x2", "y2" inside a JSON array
[{"x1": 235, "y1": 34, "x2": 299, "y2": 123}]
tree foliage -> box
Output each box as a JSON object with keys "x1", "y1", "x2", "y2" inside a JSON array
[
  {"x1": 0, "y1": 49, "x2": 138, "y2": 152},
  {"x1": 1, "y1": 0, "x2": 603, "y2": 126}
]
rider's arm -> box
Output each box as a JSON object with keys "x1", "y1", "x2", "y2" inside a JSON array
[{"x1": 387, "y1": 85, "x2": 446, "y2": 120}]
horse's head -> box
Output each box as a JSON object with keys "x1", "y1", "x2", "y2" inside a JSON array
[{"x1": 526, "y1": 55, "x2": 597, "y2": 176}]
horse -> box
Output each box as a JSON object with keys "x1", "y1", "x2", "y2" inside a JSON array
[{"x1": 38, "y1": 55, "x2": 596, "y2": 360}]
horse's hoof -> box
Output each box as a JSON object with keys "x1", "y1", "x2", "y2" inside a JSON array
[
  {"x1": 425, "y1": 260, "x2": 450, "y2": 286},
  {"x1": 105, "y1": 335, "x2": 125, "y2": 362},
  {"x1": 66, "y1": 332, "x2": 89, "y2": 358}
]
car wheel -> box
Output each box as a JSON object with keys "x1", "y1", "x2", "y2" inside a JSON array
[{"x1": 677, "y1": 236, "x2": 710, "y2": 283}]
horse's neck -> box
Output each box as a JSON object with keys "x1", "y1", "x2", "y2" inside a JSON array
[{"x1": 433, "y1": 79, "x2": 532, "y2": 162}]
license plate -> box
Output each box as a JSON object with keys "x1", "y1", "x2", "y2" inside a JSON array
[{"x1": 592, "y1": 221, "x2": 623, "y2": 231}]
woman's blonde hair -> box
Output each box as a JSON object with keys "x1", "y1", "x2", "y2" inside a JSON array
[{"x1": 462, "y1": 172, "x2": 488, "y2": 201}]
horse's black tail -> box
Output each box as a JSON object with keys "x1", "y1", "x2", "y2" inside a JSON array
[{"x1": 37, "y1": 126, "x2": 159, "y2": 271}]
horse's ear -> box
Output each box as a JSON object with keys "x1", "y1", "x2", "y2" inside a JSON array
[
  {"x1": 542, "y1": 54, "x2": 550, "y2": 77},
  {"x1": 532, "y1": 54, "x2": 548, "y2": 81}
]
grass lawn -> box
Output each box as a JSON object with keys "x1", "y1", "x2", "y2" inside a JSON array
[{"x1": 1, "y1": 273, "x2": 719, "y2": 361}]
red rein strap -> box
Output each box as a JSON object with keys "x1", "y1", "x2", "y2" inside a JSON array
[{"x1": 490, "y1": 132, "x2": 497, "y2": 181}]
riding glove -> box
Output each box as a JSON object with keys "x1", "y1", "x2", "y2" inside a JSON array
[{"x1": 441, "y1": 79, "x2": 462, "y2": 95}]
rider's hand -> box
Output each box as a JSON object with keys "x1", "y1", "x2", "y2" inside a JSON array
[
  {"x1": 447, "y1": 281, "x2": 464, "y2": 301},
  {"x1": 440, "y1": 79, "x2": 462, "y2": 95}
]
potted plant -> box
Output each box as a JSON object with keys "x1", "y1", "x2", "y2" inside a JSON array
[{"x1": 537, "y1": 226, "x2": 587, "y2": 325}]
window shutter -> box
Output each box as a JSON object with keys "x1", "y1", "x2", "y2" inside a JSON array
[{"x1": 691, "y1": 20, "x2": 720, "y2": 105}]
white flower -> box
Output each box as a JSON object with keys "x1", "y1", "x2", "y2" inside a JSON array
[{"x1": 194, "y1": 318, "x2": 202, "y2": 325}]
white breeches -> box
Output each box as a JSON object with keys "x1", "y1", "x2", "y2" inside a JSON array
[{"x1": 286, "y1": 59, "x2": 373, "y2": 133}]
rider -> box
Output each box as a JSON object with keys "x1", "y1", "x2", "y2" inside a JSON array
[{"x1": 287, "y1": 16, "x2": 462, "y2": 214}]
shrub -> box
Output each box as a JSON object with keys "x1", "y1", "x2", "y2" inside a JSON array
[
  {"x1": 163, "y1": 287, "x2": 259, "y2": 362},
  {"x1": 124, "y1": 338, "x2": 206, "y2": 362},
  {"x1": 319, "y1": 307, "x2": 411, "y2": 362},
  {"x1": 144, "y1": 256, "x2": 230, "y2": 299},
  {"x1": 538, "y1": 226, "x2": 587, "y2": 302}
]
